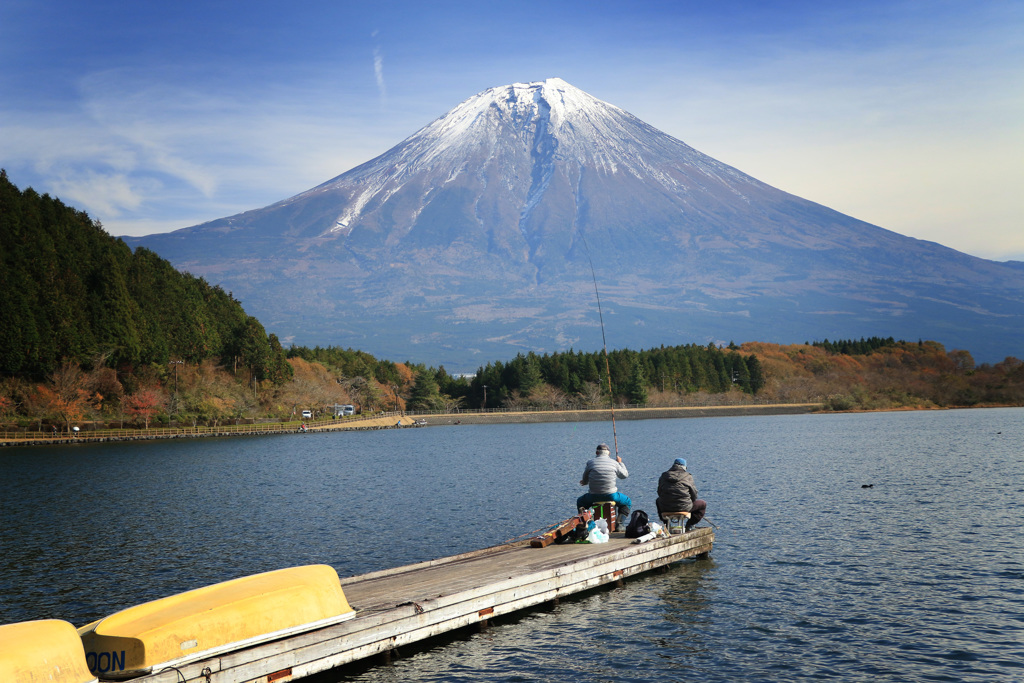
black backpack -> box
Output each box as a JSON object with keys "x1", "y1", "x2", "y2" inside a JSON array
[{"x1": 623, "y1": 510, "x2": 650, "y2": 538}]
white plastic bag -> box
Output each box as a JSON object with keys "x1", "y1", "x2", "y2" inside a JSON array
[
  {"x1": 633, "y1": 522, "x2": 665, "y2": 545},
  {"x1": 586, "y1": 526, "x2": 609, "y2": 543}
]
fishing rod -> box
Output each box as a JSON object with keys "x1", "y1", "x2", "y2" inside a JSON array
[
  {"x1": 577, "y1": 230, "x2": 620, "y2": 459},
  {"x1": 700, "y1": 516, "x2": 720, "y2": 530}
]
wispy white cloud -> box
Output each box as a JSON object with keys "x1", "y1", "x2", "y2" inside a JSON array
[
  {"x1": 374, "y1": 47, "x2": 386, "y2": 98},
  {"x1": 0, "y1": 66, "x2": 403, "y2": 234},
  {"x1": 372, "y1": 30, "x2": 387, "y2": 104},
  {"x1": 50, "y1": 171, "x2": 148, "y2": 218}
]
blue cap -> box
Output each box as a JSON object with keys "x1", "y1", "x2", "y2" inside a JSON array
[{"x1": 675, "y1": 458, "x2": 687, "y2": 467}]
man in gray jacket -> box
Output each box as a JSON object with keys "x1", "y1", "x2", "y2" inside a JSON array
[
  {"x1": 656, "y1": 458, "x2": 706, "y2": 531},
  {"x1": 576, "y1": 443, "x2": 631, "y2": 520}
]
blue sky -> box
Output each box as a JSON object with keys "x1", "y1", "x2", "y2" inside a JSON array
[{"x1": 2, "y1": 1, "x2": 1022, "y2": 261}]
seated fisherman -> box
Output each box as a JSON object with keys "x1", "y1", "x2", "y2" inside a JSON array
[
  {"x1": 577, "y1": 443, "x2": 631, "y2": 521},
  {"x1": 656, "y1": 458, "x2": 706, "y2": 531}
]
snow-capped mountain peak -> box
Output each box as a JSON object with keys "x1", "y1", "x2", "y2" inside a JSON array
[
  {"x1": 423, "y1": 77, "x2": 622, "y2": 141},
  {"x1": 129, "y1": 78, "x2": 1024, "y2": 367},
  {"x1": 313, "y1": 77, "x2": 742, "y2": 236}
]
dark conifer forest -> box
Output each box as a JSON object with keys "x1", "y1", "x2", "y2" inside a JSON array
[{"x1": 0, "y1": 170, "x2": 290, "y2": 383}]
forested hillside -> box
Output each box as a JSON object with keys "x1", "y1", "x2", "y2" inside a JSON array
[{"x1": 0, "y1": 170, "x2": 290, "y2": 381}]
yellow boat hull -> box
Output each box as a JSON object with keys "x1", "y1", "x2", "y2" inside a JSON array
[
  {"x1": 78, "y1": 564, "x2": 354, "y2": 679},
  {"x1": 0, "y1": 619, "x2": 97, "y2": 683}
]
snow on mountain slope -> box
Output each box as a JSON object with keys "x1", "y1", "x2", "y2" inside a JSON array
[
  {"x1": 289, "y1": 78, "x2": 755, "y2": 242},
  {"x1": 127, "y1": 78, "x2": 1024, "y2": 366}
]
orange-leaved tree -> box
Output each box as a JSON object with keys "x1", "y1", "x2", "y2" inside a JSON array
[
  {"x1": 0, "y1": 394, "x2": 14, "y2": 418},
  {"x1": 122, "y1": 387, "x2": 164, "y2": 428},
  {"x1": 35, "y1": 362, "x2": 98, "y2": 432}
]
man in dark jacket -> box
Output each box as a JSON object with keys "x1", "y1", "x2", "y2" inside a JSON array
[{"x1": 656, "y1": 458, "x2": 706, "y2": 531}]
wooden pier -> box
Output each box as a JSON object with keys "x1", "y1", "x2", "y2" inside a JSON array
[{"x1": 120, "y1": 527, "x2": 713, "y2": 682}]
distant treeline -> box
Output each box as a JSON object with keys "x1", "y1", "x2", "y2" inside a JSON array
[
  {"x1": 0, "y1": 170, "x2": 291, "y2": 383},
  {"x1": 808, "y1": 336, "x2": 900, "y2": 356},
  {"x1": 287, "y1": 337, "x2": 1023, "y2": 412},
  {"x1": 467, "y1": 345, "x2": 765, "y2": 408},
  {"x1": 286, "y1": 343, "x2": 766, "y2": 409}
]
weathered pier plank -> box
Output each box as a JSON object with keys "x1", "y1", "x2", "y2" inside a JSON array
[{"x1": 120, "y1": 528, "x2": 712, "y2": 682}]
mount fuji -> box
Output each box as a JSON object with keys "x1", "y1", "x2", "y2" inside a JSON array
[{"x1": 127, "y1": 78, "x2": 1024, "y2": 367}]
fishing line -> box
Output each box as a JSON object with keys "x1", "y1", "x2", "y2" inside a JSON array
[{"x1": 576, "y1": 228, "x2": 619, "y2": 459}]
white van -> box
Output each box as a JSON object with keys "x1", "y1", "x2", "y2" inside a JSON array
[
  {"x1": 341, "y1": 405, "x2": 355, "y2": 416},
  {"x1": 301, "y1": 410, "x2": 312, "y2": 419}
]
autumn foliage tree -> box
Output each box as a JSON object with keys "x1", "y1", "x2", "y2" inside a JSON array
[
  {"x1": 34, "y1": 362, "x2": 98, "y2": 432},
  {"x1": 122, "y1": 388, "x2": 164, "y2": 428}
]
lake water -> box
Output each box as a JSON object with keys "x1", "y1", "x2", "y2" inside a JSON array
[{"x1": 2, "y1": 408, "x2": 1022, "y2": 681}]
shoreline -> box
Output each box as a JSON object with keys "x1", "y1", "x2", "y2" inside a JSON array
[
  {"x1": 414, "y1": 403, "x2": 824, "y2": 426},
  {"x1": 7, "y1": 402, "x2": 1018, "y2": 448},
  {"x1": 2, "y1": 404, "x2": 821, "y2": 448}
]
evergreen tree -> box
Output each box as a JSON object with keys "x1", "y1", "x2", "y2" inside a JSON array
[
  {"x1": 727, "y1": 352, "x2": 752, "y2": 392},
  {"x1": 521, "y1": 352, "x2": 543, "y2": 393},
  {"x1": 266, "y1": 334, "x2": 294, "y2": 385},
  {"x1": 408, "y1": 370, "x2": 443, "y2": 410},
  {"x1": 625, "y1": 355, "x2": 648, "y2": 404},
  {"x1": 373, "y1": 360, "x2": 402, "y2": 387},
  {"x1": 239, "y1": 316, "x2": 272, "y2": 380},
  {"x1": 91, "y1": 246, "x2": 143, "y2": 366},
  {"x1": 747, "y1": 354, "x2": 765, "y2": 393}
]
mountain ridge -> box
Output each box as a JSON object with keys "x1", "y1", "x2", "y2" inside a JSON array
[{"x1": 126, "y1": 78, "x2": 1024, "y2": 367}]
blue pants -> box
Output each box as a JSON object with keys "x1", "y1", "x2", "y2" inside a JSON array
[{"x1": 576, "y1": 491, "x2": 632, "y2": 517}]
